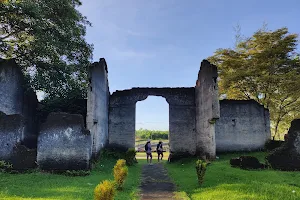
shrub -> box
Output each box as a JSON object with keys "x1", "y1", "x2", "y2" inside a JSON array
[
  {"x1": 0, "y1": 160, "x2": 13, "y2": 173},
  {"x1": 94, "y1": 180, "x2": 116, "y2": 200},
  {"x1": 195, "y1": 159, "x2": 207, "y2": 186},
  {"x1": 125, "y1": 148, "x2": 137, "y2": 166},
  {"x1": 101, "y1": 144, "x2": 128, "y2": 159},
  {"x1": 113, "y1": 159, "x2": 128, "y2": 190}
]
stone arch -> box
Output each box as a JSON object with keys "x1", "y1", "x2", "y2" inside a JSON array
[{"x1": 108, "y1": 87, "x2": 197, "y2": 155}]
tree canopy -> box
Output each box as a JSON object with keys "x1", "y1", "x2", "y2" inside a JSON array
[
  {"x1": 208, "y1": 26, "x2": 300, "y2": 139},
  {"x1": 0, "y1": 0, "x2": 93, "y2": 99}
]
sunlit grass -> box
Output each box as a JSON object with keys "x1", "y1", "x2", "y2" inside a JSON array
[
  {"x1": 165, "y1": 152, "x2": 300, "y2": 200},
  {"x1": 0, "y1": 157, "x2": 143, "y2": 200},
  {"x1": 136, "y1": 152, "x2": 170, "y2": 161}
]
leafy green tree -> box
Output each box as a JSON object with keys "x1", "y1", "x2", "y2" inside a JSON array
[
  {"x1": 0, "y1": 0, "x2": 93, "y2": 99},
  {"x1": 208, "y1": 26, "x2": 300, "y2": 139}
]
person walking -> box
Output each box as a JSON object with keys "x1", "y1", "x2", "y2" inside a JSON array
[
  {"x1": 156, "y1": 141, "x2": 163, "y2": 162},
  {"x1": 145, "y1": 139, "x2": 152, "y2": 165}
]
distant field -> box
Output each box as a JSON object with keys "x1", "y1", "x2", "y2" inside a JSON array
[{"x1": 135, "y1": 139, "x2": 169, "y2": 152}]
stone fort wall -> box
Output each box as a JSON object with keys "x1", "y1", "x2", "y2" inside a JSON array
[
  {"x1": 215, "y1": 100, "x2": 271, "y2": 152},
  {"x1": 0, "y1": 58, "x2": 272, "y2": 171}
]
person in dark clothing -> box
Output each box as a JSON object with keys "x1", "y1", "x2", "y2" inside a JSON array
[
  {"x1": 156, "y1": 141, "x2": 163, "y2": 162},
  {"x1": 145, "y1": 139, "x2": 153, "y2": 165}
]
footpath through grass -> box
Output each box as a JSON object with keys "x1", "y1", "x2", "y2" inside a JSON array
[
  {"x1": 0, "y1": 157, "x2": 143, "y2": 200},
  {"x1": 165, "y1": 152, "x2": 300, "y2": 200}
]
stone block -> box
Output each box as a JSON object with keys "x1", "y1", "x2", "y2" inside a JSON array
[
  {"x1": 0, "y1": 112, "x2": 24, "y2": 161},
  {"x1": 266, "y1": 119, "x2": 300, "y2": 171},
  {"x1": 37, "y1": 112, "x2": 92, "y2": 171}
]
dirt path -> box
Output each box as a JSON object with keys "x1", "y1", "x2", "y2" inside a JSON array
[{"x1": 139, "y1": 163, "x2": 176, "y2": 200}]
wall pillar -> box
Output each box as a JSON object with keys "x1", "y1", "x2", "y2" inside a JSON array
[{"x1": 195, "y1": 60, "x2": 220, "y2": 160}]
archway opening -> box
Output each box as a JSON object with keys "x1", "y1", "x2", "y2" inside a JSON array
[{"x1": 135, "y1": 96, "x2": 169, "y2": 160}]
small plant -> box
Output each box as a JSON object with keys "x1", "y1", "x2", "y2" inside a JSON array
[
  {"x1": 94, "y1": 180, "x2": 116, "y2": 200},
  {"x1": 0, "y1": 160, "x2": 13, "y2": 173},
  {"x1": 113, "y1": 159, "x2": 128, "y2": 190},
  {"x1": 125, "y1": 148, "x2": 137, "y2": 166},
  {"x1": 195, "y1": 159, "x2": 207, "y2": 186}
]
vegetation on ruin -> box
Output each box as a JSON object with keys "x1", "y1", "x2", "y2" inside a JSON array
[
  {"x1": 208, "y1": 25, "x2": 300, "y2": 139},
  {"x1": 0, "y1": 0, "x2": 92, "y2": 99},
  {"x1": 166, "y1": 152, "x2": 300, "y2": 200},
  {"x1": 0, "y1": 157, "x2": 142, "y2": 200}
]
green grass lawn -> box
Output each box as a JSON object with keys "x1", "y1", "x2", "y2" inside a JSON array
[
  {"x1": 165, "y1": 152, "x2": 300, "y2": 200},
  {"x1": 0, "y1": 157, "x2": 143, "y2": 200}
]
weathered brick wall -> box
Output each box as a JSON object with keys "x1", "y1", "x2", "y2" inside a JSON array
[
  {"x1": 215, "y1": 100, "x2": 271, "y2": 152},
  {"x1": 86, "y1": 58, "x2": 110, "y2": 158},
  {"x1": 37, "y1": 113, "x2": 92, "y2": 170},
  {"x1": 195, "y1": 60, "x2": 220, "y2": 160}
]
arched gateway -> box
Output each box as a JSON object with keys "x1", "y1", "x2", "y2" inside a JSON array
[
  {"x1": 109, "y1": 87, "x2": 196, "y2": 154},
  {"x1": 87, "y1": 59, "x2": 220, "y2": 160}
]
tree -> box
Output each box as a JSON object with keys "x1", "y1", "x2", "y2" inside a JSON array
[
  {"x1": 0, "y1": 0, "x2": 93, "y2": 99},
  {"x1": 208, "y1": 26, "x2": 300, "y2": 139}
]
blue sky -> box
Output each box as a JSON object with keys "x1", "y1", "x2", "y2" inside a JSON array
[{"x1": 78, "y1": 0, "x2": 300, "y2": 130}]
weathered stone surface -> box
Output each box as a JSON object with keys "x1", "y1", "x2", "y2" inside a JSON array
[
  {"x1": 11, "y1": 144, "x2": 37, "y2": 171},
  {"x1": 0, "y1": 112, "x2": 24, "y2": 161},
  {"x1": 195, "y1": 60, "x2": 220, "y2": 160},
  {"x1": 0, "y1": 59, "x2": 38, "y2": 149},
  {"x1": 108, "y1": 87, "x2": 196, "y2": 155},
  {"x1": 266, "y1": 119, "x2": 300, "y2": 171},
  {"x1": 0, "y1": 59, "x2": 23, "y2": 115},
  {"x1": 86, "y1": 58, "x2": 110, "y2": 158},
  {"x1": 230, "y1": 156, "x2": 265, "y2": 170},
  {"x1": 37, "y1": 113, "x2": 92, "y2": 171},
  {"x1": 216, "y1": 100, "x2": 271, "y2": 152}
]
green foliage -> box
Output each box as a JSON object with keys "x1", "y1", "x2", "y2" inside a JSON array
[
  {"x1": 37, "y1": 98, "x2": 86, "y2": 123},
  {"x1": 0, "y1": 160, "x2": 13, "y2": 173},
  {"x1": 63, "y1": 170, "x2": 90, "y2": 177},
  {"x1": 136, "y1": 128, "x2": 169, "y2": 140},
  {"x1": 94, "y1": 180, "x2": 116, "y2": 200},
  {"x1": 124, "y1": 148, "x2": 137, "y2": 166},
  {"x1": 208, "y1": 26, "x2": 300, "y2": 139},
  {"x1": 101, "y1": 146, "x2": 137, "y2": 166},
  {"x1": 195, "y1": 160, "x2": 207, "y2": 186},
  {"x1": 0, "y1": 0, "x2": 93, "y2": 99},
  {"x1": 113, "y1": 159, "x2": 128, "y2": 190}
]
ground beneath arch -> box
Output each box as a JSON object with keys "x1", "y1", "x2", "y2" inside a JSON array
[{"x1": 140, "y1": 163, "x2": 176, "y2": 200}]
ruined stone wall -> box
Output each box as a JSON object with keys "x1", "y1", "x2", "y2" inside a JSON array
[
  {"x1": 0, "y1": 59, "x2": 23, "y2": 115},
  {"x1": 108, "y1": 87, "x2": 196, "y2": 155},
  {"x1": 0, "y1": 112, "x2": 24, "y2": 161},
  {"x1": 0, "y1": 60, "x2": 38, "y2": 147},
  {"x1": 195, "y1": 60, "x2": 220, "y2": 160},
  {"x1": 86, "y1": 58, "x2": 110, "y2": 158},
  {"x1": 37, "y1": 113, "x2": 92, "y2": 170},
  {"x1": 215, "y1": 100, "x2": 271, "y2": 152}
]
